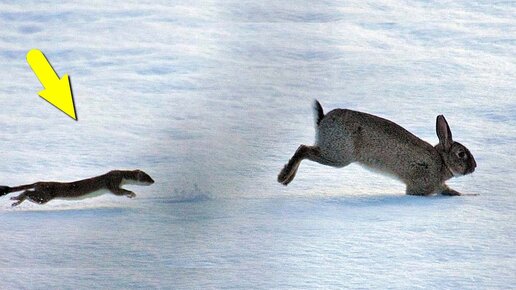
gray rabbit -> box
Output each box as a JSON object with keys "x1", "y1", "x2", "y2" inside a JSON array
[{"x1": 278, "y1": 100, "x2": 476, "y2": 196}]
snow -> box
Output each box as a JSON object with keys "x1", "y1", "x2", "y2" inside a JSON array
[{"x1": 0, "y1": 0, "x2": 514, "y2": 288}]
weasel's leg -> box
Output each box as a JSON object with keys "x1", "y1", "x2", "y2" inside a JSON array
[
  {"x1": 11, "y1": 190, "x2": 53, "y2": 206},
  {"x1": 10, "y1": 191, "x2": 30, "y2": 207},
  {"x1": 278, "y1": 145, "x2": 327, "y2": 186},
  {"x1": 110, "y1": 187, "x2": 136, "y2": 198},
  {"x1": 26, "y1": 191, "x2": 53, "y2": 204}
]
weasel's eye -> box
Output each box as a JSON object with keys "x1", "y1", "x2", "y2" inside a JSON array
[{"x1": 458, "y1": 151, "x2": 466, "y2": 159}]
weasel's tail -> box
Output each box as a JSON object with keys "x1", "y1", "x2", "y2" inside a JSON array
[
  {"x1": 313, "y1": 99, "x2": 324, "y2": 126},
  {"x1": 0, "y1": 186, "x2": 11, "y2": 196},
  {"x1": 0, "y1": 183, "x2": 36, "y2": 196}
]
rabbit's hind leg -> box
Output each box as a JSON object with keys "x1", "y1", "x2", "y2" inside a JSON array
[
  {"x1": 278, "y1": 145, "x2": 316, "y2": 185},
  {"x1": 278, "y1": 145, "x2": 338, "y2": 185},
  {"x1": 278, "y1": 145, "x2": 310, "y2": 185}
]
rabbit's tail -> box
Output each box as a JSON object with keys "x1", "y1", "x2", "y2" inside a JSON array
[{"x1": 313, "y1": 100, "x2": 324, "y2": 126}]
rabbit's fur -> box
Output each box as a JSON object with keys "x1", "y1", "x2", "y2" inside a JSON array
[{"x1": 278, "y1": 100, "x2": 476, "y2": 196}]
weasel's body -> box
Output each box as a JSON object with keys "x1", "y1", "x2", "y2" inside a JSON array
[{"x1": 0, "y1": 170, "x2": 154, "y2": 206}]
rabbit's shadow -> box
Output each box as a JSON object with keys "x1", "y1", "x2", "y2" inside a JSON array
[{"x1": 322, "y1": 194, "x2": 455, "y2": 208}]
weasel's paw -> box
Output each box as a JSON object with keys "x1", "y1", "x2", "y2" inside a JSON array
[{"x1": 126, "y1": 192, "x2": 136, "y2": 198}]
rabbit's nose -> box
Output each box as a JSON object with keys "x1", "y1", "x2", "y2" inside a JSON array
[{"x1": 468, "y1": 157, "x2": 477, "y2": 173}]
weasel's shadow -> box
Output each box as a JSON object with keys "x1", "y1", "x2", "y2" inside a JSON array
[{"x1": 7, "y1": 206, "x2": 131, "y2": 217}]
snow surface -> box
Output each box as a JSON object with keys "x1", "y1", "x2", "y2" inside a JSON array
[{"x1": 0, "y1": 0, "x2": 514, "y2": 289}]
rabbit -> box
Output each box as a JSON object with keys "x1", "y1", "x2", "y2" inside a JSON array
[{"x1": 277, "y1": 100, "x2": 476, "y2": 196}]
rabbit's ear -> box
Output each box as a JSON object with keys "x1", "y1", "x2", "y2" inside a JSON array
[{"x1": 436, "y1": 115, "x2": 453, "y2": 151}]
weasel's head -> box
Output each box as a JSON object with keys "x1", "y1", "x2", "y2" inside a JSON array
[{"x1": 127, "y1": 169, "x2": 155, "y2": 185}]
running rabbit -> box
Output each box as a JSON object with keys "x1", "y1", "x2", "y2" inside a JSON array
[{"x1": 278, "y1": 100, "x2": 476, "y2": 196}]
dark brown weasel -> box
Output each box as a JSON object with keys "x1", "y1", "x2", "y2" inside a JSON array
[{"x1": 0, "y1": 170, "x2": 154, "y2": 207}]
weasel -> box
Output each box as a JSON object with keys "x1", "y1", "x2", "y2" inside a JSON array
[{"x1": 0, "y1": 169, "x2": 154, "y2": 207}]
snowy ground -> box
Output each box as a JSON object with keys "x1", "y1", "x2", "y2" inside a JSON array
[{"x1": 0, "y1": 1, "x2": 514, "y2": 289}]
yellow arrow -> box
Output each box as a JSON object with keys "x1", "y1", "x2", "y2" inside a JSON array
[{"x1": 26, "y1": 49, "x2": 77, "y2": 120}]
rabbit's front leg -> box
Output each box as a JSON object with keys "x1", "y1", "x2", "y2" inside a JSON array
[
  {"x1": 405, "y1": 182, "x2": 436, "y2": 196},
  {"x1": 440, "y1": 185, "x2": 462, "y2": 196}
]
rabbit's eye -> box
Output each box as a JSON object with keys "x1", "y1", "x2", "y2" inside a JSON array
[{"x1": 457, "y1": 151, "x2": 466, "y2": 159}]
